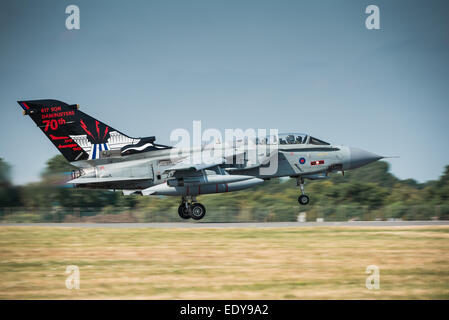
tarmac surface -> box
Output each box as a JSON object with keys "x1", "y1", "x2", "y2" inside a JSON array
[{"x1": 1, "y1": 221, "x2": 448, "y2": 228}]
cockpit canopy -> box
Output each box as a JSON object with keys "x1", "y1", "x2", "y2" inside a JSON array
[
  {"x1": 255, "y1": 133, "x2": 330, "y2": 146},
  {"x1": 279, "y1": 133, "x2": 308, "y2": 145}
]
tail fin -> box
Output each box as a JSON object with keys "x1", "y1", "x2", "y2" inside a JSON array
[{"x1": 17, "y1": 99, "x2": 146, "y2": 162}]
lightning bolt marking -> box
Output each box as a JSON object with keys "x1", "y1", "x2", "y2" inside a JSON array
[
  {"x1": 80, "y1": 119, "x2": 95, "y2": 139},
  {"x1": 95, "y1": 120, "x2": 100, "y2": 139}
]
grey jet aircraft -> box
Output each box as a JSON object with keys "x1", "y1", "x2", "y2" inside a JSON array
[{"x1": 18, "y1": 99, "x2": 384, "y2": 220}]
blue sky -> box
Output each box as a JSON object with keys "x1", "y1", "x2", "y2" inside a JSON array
[{"x1": 1, "y1": 0, "x2": 448, "y2": 184}]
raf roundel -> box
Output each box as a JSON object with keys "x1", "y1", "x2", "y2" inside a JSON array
[{"x1": 299, "y1": 157, "x2": 306, "y2": 164}]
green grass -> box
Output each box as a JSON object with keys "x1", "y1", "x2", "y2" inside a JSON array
[{"x1": 0, "y1": 226, "x2": 448, "y2": 299}]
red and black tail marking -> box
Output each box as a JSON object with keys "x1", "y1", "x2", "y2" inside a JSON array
[{"x1": 17, "y1": 99, "x2": 126, "y2": 162}]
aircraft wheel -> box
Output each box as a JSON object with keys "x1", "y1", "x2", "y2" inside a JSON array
[
  {"x1": 178, "y1": 204, "x2": 191, "y2": 219},
  {"x1": 190, "y1": 203, "x2": 206, "y2": 220},
  {"x1": 298, "y1": 195, "x2": 310, "y2": 205}
]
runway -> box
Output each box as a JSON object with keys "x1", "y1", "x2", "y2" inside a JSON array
[{"x1": 1, "y1": 220, "x2": 448, "y2": 228}]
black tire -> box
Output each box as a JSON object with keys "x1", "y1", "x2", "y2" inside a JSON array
[
  {"x1": 178, "y1": 204, "x2": 191, "y2": 219},
  {"x1": 298, "y1": 195, "x2": 310, "y2": 205},
  {"x1": 190, "y1": 203, "x2": 206, "y2": 220}
]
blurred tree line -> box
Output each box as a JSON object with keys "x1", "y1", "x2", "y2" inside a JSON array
[{"x1": 0, "y1": 155, "x2": 448, "y2": 222}]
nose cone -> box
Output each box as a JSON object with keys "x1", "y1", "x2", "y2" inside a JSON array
[{"x1": 348, "y1": 147, "x2": 383, "y2": 169}]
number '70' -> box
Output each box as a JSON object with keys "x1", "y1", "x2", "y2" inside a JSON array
[{"x1": 42, "y1": 119, "x2": 58, "y2": 131}]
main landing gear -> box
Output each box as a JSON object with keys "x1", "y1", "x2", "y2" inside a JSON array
[
  {"x1": 178, "y1": 196, "x2": 206, "y2": 220},
  {"x1": 297, "y1": 177, "x2": 310, "y2": 205}
]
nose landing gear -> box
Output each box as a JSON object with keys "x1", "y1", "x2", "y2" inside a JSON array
[
  {"x1": 297, "y1": 177, "x2": 310, "y2": 205},
  {"x1": 178, "y1": 196, "x2": 207, "y2": 220}
]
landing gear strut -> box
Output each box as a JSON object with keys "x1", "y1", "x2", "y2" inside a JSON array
[
  {"x1": 297, "y1": 177, "x2": 310, "y2": 205},
  {"x1": 178, "y1": 196, "x2": 207, "y2": 220}
]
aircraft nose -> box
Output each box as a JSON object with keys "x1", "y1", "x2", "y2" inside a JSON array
[{"x1": 348, "y1": 147, "x2": 383, "y2": 169}]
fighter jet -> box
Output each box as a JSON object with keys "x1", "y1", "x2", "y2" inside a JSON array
[{"x1": 17, "y1": 99, "x2": 384, "y2": 220}]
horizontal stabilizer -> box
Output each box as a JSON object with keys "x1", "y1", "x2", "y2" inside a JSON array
[
  {"x1": 141, "y1": 188, "x2": 157, "y2": 196},
  {"x1": 122, "y1": 190, "x2": 142, "y2": 196},
  {"x1": 67, "y1": 176, "x2": 150, "y2": 184}
]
